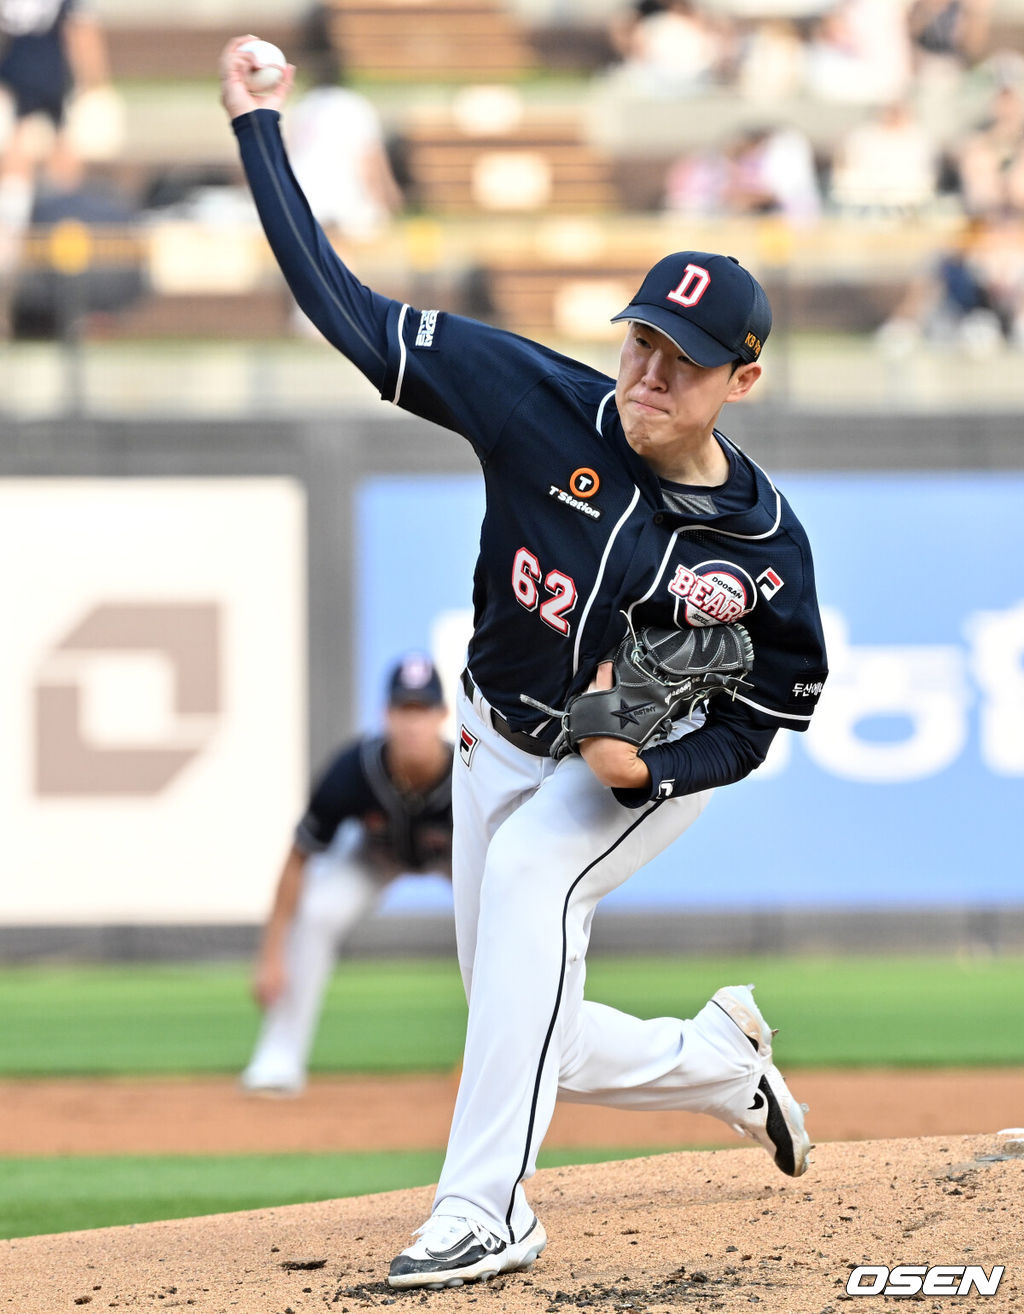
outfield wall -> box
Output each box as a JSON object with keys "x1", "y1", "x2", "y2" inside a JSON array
[{"x1": 1, "y1": 410, "x2": 1022, "y2": 939}]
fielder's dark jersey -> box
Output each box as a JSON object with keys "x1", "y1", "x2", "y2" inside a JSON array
[
  {"x1": 234, "y1": 110, "x2": 828, "y2": 804},
  {"x1": 0, "y1": 0, "x2": 79, "y2": 122},
  {"x1": 296, "y1": 735, "x2": 453, "y2": 873}
]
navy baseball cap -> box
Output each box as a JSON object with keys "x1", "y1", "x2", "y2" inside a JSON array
[
  {"x1": 611, "y1": 251, "x2": 772, "y2": 367},
  {"x1": 387, "y1": 653, "x2": 444, "y2": 708}
]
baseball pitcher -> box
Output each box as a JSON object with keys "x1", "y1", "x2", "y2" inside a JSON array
[{"x1": 220, "y1": 38, "x2": 829, "y2": 1292}]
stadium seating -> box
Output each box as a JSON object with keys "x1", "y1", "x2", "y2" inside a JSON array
[
  {"x1": 325, "y1": 0, "x2": 533, "y2": 80},
  {"x1": 6, "y1": 0, "x2": 1024, "y2": 351}
]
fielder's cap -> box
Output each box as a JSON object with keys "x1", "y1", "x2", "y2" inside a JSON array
[
  {"x1": 387, "y1": 652, "x2": 444, "y2": 708},
  {"x1": 611, "y1": 251, "x2": 772, "y2": 368}
]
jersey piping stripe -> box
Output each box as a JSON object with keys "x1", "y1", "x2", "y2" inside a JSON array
[
  {"x1": 668, "y1": 492, "x2": 782, "y2": 542},
  {"x1": 595, "y1": 388, "x2": 616, "y2": 433},
  {"x1": 734, "y1": 692, "x2": 815, "y2": 723},
  {"x1": 571, "y1": 485, "x2": 641, "y2": 674},
  {"x1": 505, "y1": 799, "x2": 664, "y2": 1237},
  {"x1": 572, "y1": 390, "x2": 639, "y2": 671},
  {"x1": 250, "y1": 114, "x2": 388, "y2": 371},
  {"x1": 623, "y1": 526, "x2": 685, "y2": 626},
  {"x1": 709, "y1": 434, "x2": 783, "y2": 540},
  {"x1": 689, "y1": 495, "x2": 782, "y2": 541},
  {"x1": 720, "y1": 433, "x2": 781, "y2": 501},
  {"x1": 391, "y1": 303, "x2": 410, "y2": 404}
]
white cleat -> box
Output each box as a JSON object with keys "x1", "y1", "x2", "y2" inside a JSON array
[
  {"x1": 387, "y1": 1213, "x2": 547, "y2": 1290},
  {"x1": 238, "y1": 1068, "x2": 304, "y2": 1098},
  {"x1": 711, "y1": 984, "x2": 812, "y2": 1177}
]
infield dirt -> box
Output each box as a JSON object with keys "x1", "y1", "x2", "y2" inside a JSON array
[{"x1": 2, "y1": 1068, "x2": 1024, "y2": 1156}]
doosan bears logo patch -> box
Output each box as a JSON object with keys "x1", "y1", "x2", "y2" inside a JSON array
[{"x1": 667, "y1": 559, "x2": 756, "y2": 627}]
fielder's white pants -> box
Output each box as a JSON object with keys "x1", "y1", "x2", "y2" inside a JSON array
[
  {"x1": 433, "y1": 680, "x2": 770, "y2": 1242},
  {"x1": 243, "y1": 823, "x2": 387, "y2": 1089}
]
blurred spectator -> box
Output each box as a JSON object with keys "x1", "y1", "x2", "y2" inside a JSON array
[
  {"x1": 876, "y1": 214, "x2": 1024, "y2": 355},
  {"x1": 137, "y1": 163, "x2": 253, "y2": 224},
  {"x1": 606, "y1": 0, "x2": 732, "y2": 96},
  {"x1": 10, "y1": 150, "x2": 145, "y2": 340},
  {"x1": 728, "y1": 126, "x2": 821, "y2": 223},
  {"x1": 606, "y1": 0, "x2": 661, "y2": 62},
  {"x1": 665, "y1": 124, "x2": 821, "y2": 223},
  {"x1": 662, "y1": 142, "x2": 728, "y2": 216},
  {"x1": 805, "y1": 0, "x2": 913, "y2": 105},
  {"x1": 908, "y1": 0, "x2": 991, "y2": 85},
  {"x1": 0, "y1": 0, "x2": 115, "y2": 309},
  {"x1": 735, "y1": 18, "x2": 807, "y2": 103},
  {"x1": 957, "y1": 83, "x2": 1024, "y2": 217},
  {"x1": 284, "y1": 3, "x2": 402, "y2": 244},
  {"x1": 829, "y1": 102, "x2": 938, "y2": 213}
]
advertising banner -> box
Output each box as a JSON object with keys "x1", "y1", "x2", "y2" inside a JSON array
[
  {"x1": 1, "y1": 479, "x2": 306, "y2": 923},
  {"x1": 357, "y1": 472, "x2": 1024, "y2": 911}
]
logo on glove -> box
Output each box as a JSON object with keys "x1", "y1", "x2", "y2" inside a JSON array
[{"x1": 610, "y1": 698, "x2": 657, "y2": 727}]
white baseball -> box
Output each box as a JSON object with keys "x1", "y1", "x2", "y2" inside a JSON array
[{"x1": 238, "y1": 39, "x2": 286, "y2": 95}]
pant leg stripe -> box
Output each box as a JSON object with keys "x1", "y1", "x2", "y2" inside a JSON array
[{"x1": 504, "y1": 799, "x2": 664, "y2": 1236}]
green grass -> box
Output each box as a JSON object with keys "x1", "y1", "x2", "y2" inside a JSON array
[
  {"x1": 0, "y1": 960, "x2": 467, "y2": 1076},
  {"x1": 586, "y1": 955, "x2": 1024, "y2": 1068},
  {"x1": 3, "y1": 954, "x2": 1022, "y2": 1241},
  {"x1": 1, "y1": 954, "x2": 1022, "y2": 1076},
  {"x1": 0, "y1": 1146, "x2": 669, "y2": 1240}
]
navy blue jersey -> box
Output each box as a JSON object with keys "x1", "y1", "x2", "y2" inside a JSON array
[
  {"x1": 296, "y1": 735, "x2": 453, "y2": 872},
  {"x1": 0, "y1": 0, "x2": 77, "y2": 122},
  {"x1": 234, "y1": 110, "x2": 828, "y2": 803}
]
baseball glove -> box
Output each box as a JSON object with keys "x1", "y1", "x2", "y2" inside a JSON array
[{"x1": 522, "y1": 621, "x2": 754, "y2": 761}]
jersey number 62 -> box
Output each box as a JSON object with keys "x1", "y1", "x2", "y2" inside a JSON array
[{"x1": 512, "y1": 546, "x2": 578, "y2": 636}]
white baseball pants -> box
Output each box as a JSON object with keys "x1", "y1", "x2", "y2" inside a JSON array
[
  {"x1": 433, "y1": 679, "x2": 769, "y2": 1241},
  {"x1": 242, "y1": 822, "x2": 387, "y2": 1090}
]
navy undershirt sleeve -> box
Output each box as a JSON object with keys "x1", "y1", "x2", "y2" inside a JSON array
[
  {"x1": 233, "y1": 109, "x2": 392, "y2": 389},
  {"x1": 232, "y1": 109, "x2": 569, "y2": 452},
  {"x1": 613, "y1": 702, "x2": 777, "y2": 808}
]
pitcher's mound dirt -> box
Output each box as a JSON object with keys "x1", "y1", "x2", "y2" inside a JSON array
[{"x1": 3, "y1": 1134, "x2": 1022, "y2": 1314}]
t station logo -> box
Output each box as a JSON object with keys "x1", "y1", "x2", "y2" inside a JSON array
[
  {"x1": 548, "y1": 467, "x2": 602, "y2": 521},
  {"x1": 33, "y1": 601, "x2": 222, "y2": 797}
]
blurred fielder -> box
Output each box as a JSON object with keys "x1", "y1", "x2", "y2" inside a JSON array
[{"x1": 242, "y1": 654, "x2": 453, "y2": 1095}]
